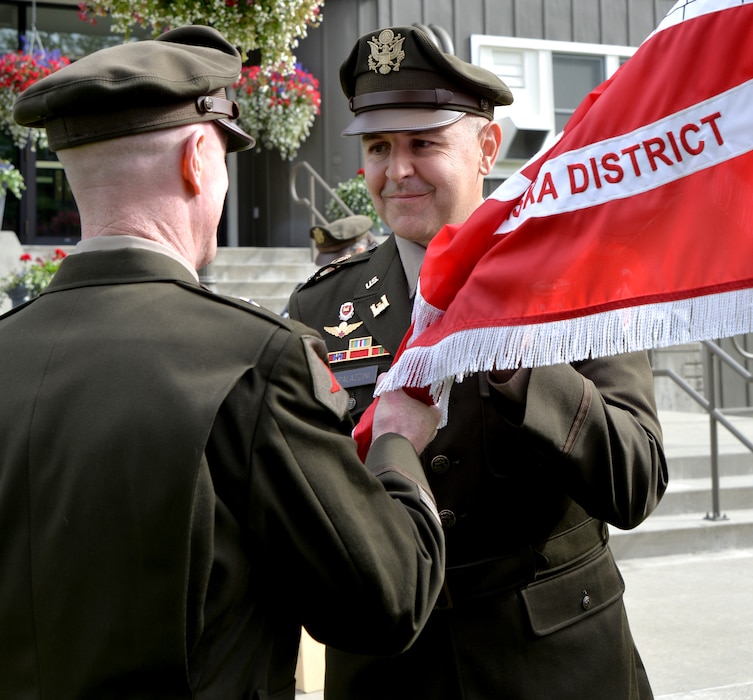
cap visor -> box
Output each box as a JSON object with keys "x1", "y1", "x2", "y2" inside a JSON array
[
  {"x1": 342, "y1": 108, "x2": 465, "y2": 136},
  {"x1": 217, "y1": 118, "x2": 255, "y2": 152}
]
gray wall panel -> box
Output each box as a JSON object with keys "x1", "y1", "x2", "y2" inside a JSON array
[
  {"x1": 602, "y1": 0, "x2": 630, "y2": 45},
  {"x1": 573, "y1": 0, "x2": 601, "y2": 42},
  {"x1": 483, "y1": 0, "x2": 516, "y2": 37},
  {"x1": 515, "y1": 0, "x2": 545, "y2": 38},
  {"x1": 545, "y1": 0, "x2": 575, "y2": 41}
]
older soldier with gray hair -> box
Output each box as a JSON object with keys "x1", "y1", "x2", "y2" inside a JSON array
[{"x1": 0, "y1": 26, "x2": 446, "y2": 700}]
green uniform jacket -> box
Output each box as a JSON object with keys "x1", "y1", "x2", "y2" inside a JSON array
[
  {"x1": 0, "y1": 247, "x2": 445, "y2": 700},
  {"x1": 288, "y1": 235, "x2": 669, "y2": 700}
]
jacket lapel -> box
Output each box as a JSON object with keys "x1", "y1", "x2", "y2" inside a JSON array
[{"x1": 352, "y1": 237, "x2": 413, "y2": 356}]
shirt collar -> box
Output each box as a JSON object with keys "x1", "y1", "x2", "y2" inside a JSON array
[{"x1": 394, "y1": 235, "x2": 426, "y2": 299}]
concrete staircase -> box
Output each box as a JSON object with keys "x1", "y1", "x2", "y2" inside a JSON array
[
  {"x1": 209, "y1": 246, "x2": 317, "y2": 315},
  {"x1": 610, "y1": 410, "x2": 753, "y2": 560}
]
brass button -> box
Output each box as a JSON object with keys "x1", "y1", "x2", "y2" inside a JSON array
[
  {"x1": 430, "y1": 454, "x2": 450, "y2": 474},
  {"x1": 439, "y1": 509, "x2": 456, "y2": 529},
  {"x1": 347, "y1": 395, "x2": 356, "y2": 411},
  {"x1": 581, "y1": 589, "x2": 591, "y2": 610}
]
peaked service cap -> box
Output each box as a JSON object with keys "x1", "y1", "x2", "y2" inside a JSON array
[
  {"x1": 13, "y1": 25, "x2": 255, "y2": 153},
  {"x1": 310, "y1": 215, "x2": 374, "y2": 251},
  {"x1": 340, "y1": 25, "x2": 513, "y2": 135}
]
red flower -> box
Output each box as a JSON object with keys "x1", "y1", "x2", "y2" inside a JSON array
[
  {"x1": 0, "y1": 50, "x2": 71, "y2": 94},
  {"x1": 20, "y1": 253, "x2": 32, "y2": 262}
]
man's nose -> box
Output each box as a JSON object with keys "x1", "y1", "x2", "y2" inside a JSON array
[{"x1": 385, "y1": 148, "x2": 415, "y2": 181}]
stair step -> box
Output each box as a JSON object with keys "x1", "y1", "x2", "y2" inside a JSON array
[
  {"x1": 612, "y1": 409, "x2": 753, "y2": 559},
  {"x1": 656, "y1": 474, "x2": 753, "y2": 516},
  {"x1": 665, "y1": 453, "x2": 753, "y2": 480},
  {"x1": 610, "y1": 508, "x2": 753, "y2": 560},
  {"x1": 215, "y1": 281, "x2": 302, "y2": 314},
  {"x1": 211, "y1": 262, "x2": 316, "y2": 283},
  {"x1": 212, "y1": 246, "x2": 314, "y2": 265},
  {"x1": 207, "y1": 246, "x2": 317, "y2": 315}
]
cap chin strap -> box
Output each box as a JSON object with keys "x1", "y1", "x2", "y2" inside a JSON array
[{"x1": 197, "y1": 93, "x2": 240, "y2": 120}]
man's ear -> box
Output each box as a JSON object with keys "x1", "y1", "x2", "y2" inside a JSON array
[
  {"x1": 182, "y1": 130, "x2": 204, "y2": 195},
  {"x1": 479, "y1": 120, "x2": 502, "y2": 176}
]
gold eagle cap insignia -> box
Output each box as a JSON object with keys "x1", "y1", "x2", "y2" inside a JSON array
[
  {"x1": 367, "y1": 29, "x2": 406, "y2": 75},
  {"x1": 324, "y1": 320, "x2": 364, "y2": 339}
]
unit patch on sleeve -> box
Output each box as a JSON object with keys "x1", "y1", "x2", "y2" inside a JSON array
[{"x1": 301, "y1": 334, "x2": 349, "y2": 418}]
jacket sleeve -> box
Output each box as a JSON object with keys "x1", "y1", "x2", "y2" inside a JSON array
[
  {"x1": 491, "y1": 351, "x2": 668, "y2": 530},
  {"x1": 245, "y1": 326, "x2": 445, "y2": 654}
]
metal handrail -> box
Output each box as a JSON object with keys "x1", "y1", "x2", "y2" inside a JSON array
[
  {"x1": 652, "y1": 338, "x2": 753, "y2": 521},
  {"x1": 289, "y1": 160, "x2": 355, "y2": 229}
]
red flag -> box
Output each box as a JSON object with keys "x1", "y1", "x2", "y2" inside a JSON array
[{"x1": 355, "y1": 0, "x2": 753, "y2": 456}]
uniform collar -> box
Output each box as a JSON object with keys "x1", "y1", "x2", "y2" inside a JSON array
[{"x1": 73, "y1": 235, "x2": 199, "y2": 282}]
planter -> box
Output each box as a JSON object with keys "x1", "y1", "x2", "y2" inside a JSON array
[{"x1": 7, "y1": 284, "x2": 30, "y2": 307}]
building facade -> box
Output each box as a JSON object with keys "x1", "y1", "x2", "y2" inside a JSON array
[{"x1": 1, "y1": 0, "x2": 675, "y2": 249}]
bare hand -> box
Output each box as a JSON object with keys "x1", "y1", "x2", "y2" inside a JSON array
[{"x1": 372, "y1": 387, "x2": 441, "y2": 454}]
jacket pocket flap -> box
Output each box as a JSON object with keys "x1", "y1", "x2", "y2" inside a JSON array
[{"x1": 521, "y1": 547, "x2": 624, "y2": 636}]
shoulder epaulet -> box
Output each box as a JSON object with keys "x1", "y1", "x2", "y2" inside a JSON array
[
  {"x1": 299, "y1": 246, "x2": 375, "y2": 289},
  {"x1": 178, "y1": 279, "x2": 293, "y2": 328}
]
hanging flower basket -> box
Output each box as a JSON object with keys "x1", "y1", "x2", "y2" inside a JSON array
[
  {"x1": 78, "y1": 0, "x2": 324, "y2": 67},
  {"x1": 233, "y1": 63, "x2": 321, "y2": 161},
  {"x1": 0, "y1": 158, "x2": 26, "y2": 200},
  {"x1": 0, "y1": 48, "x2": 71, "y2": 151}
]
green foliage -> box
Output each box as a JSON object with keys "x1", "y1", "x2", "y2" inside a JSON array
[
  {"x1": 0, "y1": 158, "x2": 25, "y2": 200},
  {"x1": 1, "y1": 248, "x2": 67, "y2": 299},
  {"x1": 325, "y1": 171, "x2": 384, "y2": 232},
  {"x1": 79, "y1": 0, "x2": 324, "y2": 67}
]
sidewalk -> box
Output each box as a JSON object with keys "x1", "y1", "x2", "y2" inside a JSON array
[
  {"x1": 296, "y1": 547, "x2": 753, "y2": 699},
  {"x1": 622, "y1": 547, "x2": 753, "y2": 699}
]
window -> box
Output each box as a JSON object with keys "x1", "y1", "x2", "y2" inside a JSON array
[
  {"x1": 552, "y1": 54, "x2": 604, "y2": 133},
  {"x1": 2, "y1": 2, "x2": 150, "y2": 244},
  {"x1": 471, "y1": 35, "x2": 635, "y2": 179}
]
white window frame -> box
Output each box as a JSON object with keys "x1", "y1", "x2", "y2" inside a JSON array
[{"x1": 470, "y1": 35, "x2": 637, "y2": 179}]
